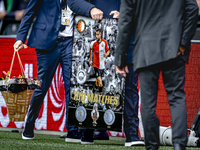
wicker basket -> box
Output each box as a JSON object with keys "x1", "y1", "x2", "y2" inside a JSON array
[
  {"x1": 1, "y1": 90, "x2": 34, "y2": 122},
  {"x1": 0, "y1": 51, "x2": 41, "y2": 122}
]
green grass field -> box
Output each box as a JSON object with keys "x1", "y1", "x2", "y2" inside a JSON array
[{"x1": 0, "y1": 131, "x2": 199, "y2": 150}]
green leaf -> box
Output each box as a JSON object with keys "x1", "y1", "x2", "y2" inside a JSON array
[{"x1": 6, "y1": 71, "x2": 9, "y2": 77}]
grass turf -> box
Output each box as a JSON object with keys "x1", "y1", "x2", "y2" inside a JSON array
[{"x1": 0, "y1": 131, "x2": 199, "y2": 150}]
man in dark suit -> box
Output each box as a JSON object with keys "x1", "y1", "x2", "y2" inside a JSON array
[
  {"x1": 13, "y1": 0, "x2": 103, "y2": 140},
  {"x1": 115, "y1": 0, "x2": 198, "y2": 150}
]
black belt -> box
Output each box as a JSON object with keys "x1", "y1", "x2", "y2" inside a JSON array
[{"x1": 56, "y1": 36, "x2": 70, "y2": 42}]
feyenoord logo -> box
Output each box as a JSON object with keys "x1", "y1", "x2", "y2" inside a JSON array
[
  {"x1": 75, "y1": 106, "x2": 87, "y2": 122},
  {"x1": 76, "y1": 19, "x2": 86, "y2": 34}
]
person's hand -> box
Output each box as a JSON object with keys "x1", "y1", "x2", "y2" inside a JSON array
[
  {"x1": 110, "y1": 10, "x2": 120, "y2": 18},
  {"x1": 90, "y1": 7, "x2": 103, "y2": 20},
  {"x1": 15, "y1": 10, "x2": 25, "y2": 21},
  {"x1": 177, "y1": 46, "x2": 185, "y2": 56},
  {"x1": 103, "y1": 52, "x2": 107, "y2": 57},
  {"x1": 0, "y1": 12, "x2": 6, "y2": 19},
  {"x1": 13, "y1": 40, "x2": 27, "y2": 51},
  {"x1": 115, "y1": 66, "x2": 129, "y2": 77},
  {"x1": 90, "y1": 61, "x2": 93, "y2": 65}
]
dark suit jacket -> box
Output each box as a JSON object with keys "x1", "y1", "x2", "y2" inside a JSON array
[
  {"x1": 16, "y1": 0, "x2": 94, "y2": 50},
  {"x1": 115, "y1": 0, "x2": 199, "y2": 72},
  {"x1": 68, "y1": 0, "x2": 120, "y2": 18},
  {"x1": 67, "y1": 0, "x2": 95, "y2": 17}
]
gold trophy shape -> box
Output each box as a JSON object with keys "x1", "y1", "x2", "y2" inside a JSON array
[{"x1": 91, "y1": 103, "x2": 99, "y2": 125}]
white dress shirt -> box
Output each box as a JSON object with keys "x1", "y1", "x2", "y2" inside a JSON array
[{"x1": 58, "y1": 2, "x2": 74, "y2": 37}]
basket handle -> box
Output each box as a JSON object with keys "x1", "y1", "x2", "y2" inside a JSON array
[{"x1": 9, "y1": 50, "x2": 25, "y2": 78}]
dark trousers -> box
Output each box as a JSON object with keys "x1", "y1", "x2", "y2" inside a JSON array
[
  {"x1": 124, "y1": 64, "x2": 140, "y2": 142},
  {"x1": 23, "y1": 37, "x2": 72, "y2": 137},
  {"x1": 139, "y1": 57, "x2": 187, "y2": 150}
]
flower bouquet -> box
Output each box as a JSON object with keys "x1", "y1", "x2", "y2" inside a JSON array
[{"x1": 0, "y1": 51, "x2": 42, "y2": 122}]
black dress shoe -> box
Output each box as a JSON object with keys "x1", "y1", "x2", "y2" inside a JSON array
[
  {"x1": 173, "y1": 143, "x2": 186, "y2": 150},
  {"x1": 93, "y1": 130, "x2": 109, "y2": 140},
  {"x1": 60, "y1": 134, "x2": 67, "y2": 138}
]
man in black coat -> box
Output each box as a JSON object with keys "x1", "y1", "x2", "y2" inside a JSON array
[{"x1": 115, "y1": 0, "x2": 199, "y2": 150}]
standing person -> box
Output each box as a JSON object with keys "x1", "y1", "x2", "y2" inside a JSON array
[
  {"x1": 68, "y1": 0, "x2": 144, "y2": 146},
  {"x1": 89, "y1": 28, "x2": 110, "y2": 93},
  {"x1": 0, "y1": 0, "x2": 7, "y2": 20},
  {"x1": 0, "y1": 0, "x2": 13, "y2": 20},
  {"x1": 0, "y1": 0, "x2": 27, "y2": 35},
  {"x1": 5, "y1": 0, "x2": 28, "y2": 21},
  {"x1": 13, "y1": 0, "x2": 102, "y2": 140},
  {"x1": 115, "y1": 0, "x2": 198, "y2": 150}
]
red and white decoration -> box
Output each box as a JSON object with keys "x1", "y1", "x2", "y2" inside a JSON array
[{"x1": 0, "y1": 38, "x2": 200, "y2": 138}]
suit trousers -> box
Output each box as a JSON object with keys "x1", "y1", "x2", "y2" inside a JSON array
[
  {"x1": 23, "y1": 37, "x2": 72, "y2": 137},
  {"x1": 124, "y1": 64, "x2": 140, "y2": 142},
  {"x1": 139, "y1": 57, "x2": 187, "y2": 150}
]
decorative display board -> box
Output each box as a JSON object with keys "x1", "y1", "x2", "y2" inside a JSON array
[{"x1": 68, "y1": 16, "x2": 125, "y2": 131}]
